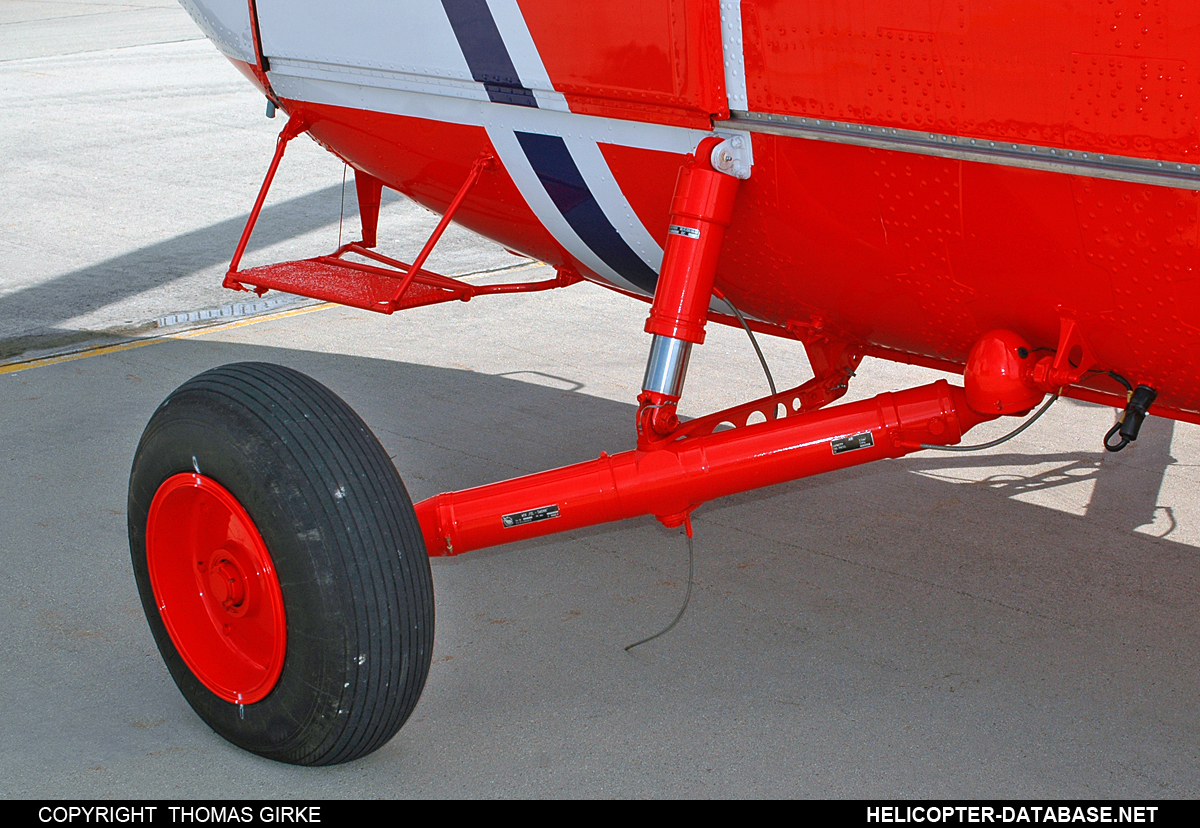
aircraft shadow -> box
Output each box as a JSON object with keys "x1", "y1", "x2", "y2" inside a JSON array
[
  {"x1": 4, "y1": 336, "x2": 1199, "y2": 796},
  {"x1": 0, "y1": 184, "x2": 399, "y2": 356},
  {"x1": 904, "y1": 414, "x2": 1178, "y2": 539}
]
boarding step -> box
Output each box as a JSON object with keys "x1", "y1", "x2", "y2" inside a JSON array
[{"x1": 231, "y1": 257, "x2": 468, "y2": 314}]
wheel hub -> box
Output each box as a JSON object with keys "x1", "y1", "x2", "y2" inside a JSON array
[
  {"x1": 146, "y1": 473, "x2": 286, "y2": 704},
  {"x1": 204, "y1": 551, "x2": 248, "y2": 614}
]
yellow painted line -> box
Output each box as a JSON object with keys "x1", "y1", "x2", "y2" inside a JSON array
[{"x1": 0, "y1": 302, "x2": 334, "y2": 377}]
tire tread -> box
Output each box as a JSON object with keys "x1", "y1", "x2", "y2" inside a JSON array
[{"x1": 129, "y1": 362, "x2": 433, "y2": 766}]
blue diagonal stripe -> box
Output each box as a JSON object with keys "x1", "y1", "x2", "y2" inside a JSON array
[
  {"x1": 442, "y1": 0, "x2": 538, "y2": 107},
  {"x1": 516, "y1": 132, "x2": 659, "y2": 293}
]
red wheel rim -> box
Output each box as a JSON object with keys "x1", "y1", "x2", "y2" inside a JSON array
[{"x1": 146, "y1": 473, "x2": 286, "y2": 704}]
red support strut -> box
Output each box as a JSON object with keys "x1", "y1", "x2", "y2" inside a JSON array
[
  {"x1": 644, "y1": 137, "x2": 738, "y2": 344},
  {"x1": 354, "y1": 170, "x2": 384, "y2": 249},
  {"x1": 639, "y1": 137, "x2": 741, "y2": 439},
  {"x1": 219, "y1": 141, "x2": 566, "y2": 313},
  {"x1": 225, "y1": 113, "x2": 309, "y2": 291},
  {"x1": 384, "y1": 153, "x2": 494, "y2": 305}
]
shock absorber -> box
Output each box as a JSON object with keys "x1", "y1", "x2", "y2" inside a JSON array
[{"x1": 639, "y1": 137, "x2": 743, "y2": 443}]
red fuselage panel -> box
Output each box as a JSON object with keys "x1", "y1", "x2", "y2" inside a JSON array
[
  {"x1": 212, "y1": 1, "x2": 1200, "y2": 416},
  {"x1": 517, "y1": 0, "x2": 728, "y2": 128},
  {"x1": 741, "y1": 1, "x2": 1199, "y2": 163}
]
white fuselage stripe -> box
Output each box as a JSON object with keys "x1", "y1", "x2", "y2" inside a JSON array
[
  {"x1": 266, "y1": 72, "x2": 706, "y2": 293},
  {"x1": 483, "y1": 0, "x2": 662, "y2": 273},
  {"x1": 719, "y1": 1, "x2": 747, "y2": 111},
  {"x1": 267, "y1": 72, "x2": 708, "y2": 154},
  {"x1": 258, "y1": 0, "x2": 718, "y2": 296}
]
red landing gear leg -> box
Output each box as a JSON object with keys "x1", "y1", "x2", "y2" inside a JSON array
[
  {"x1": 411, "y1": 149, "x2": 1057, "y2": 558},
  {"x1": 415, "y1": 380, "x2": 997, "y2": 556},
  {"x1": 638, "y1": 137, "x2": 740, "y2": 443}
]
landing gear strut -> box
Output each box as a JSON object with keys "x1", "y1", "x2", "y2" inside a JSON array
[{"x1": 130, "y1": 139, "x2": 1049, "y2": 766}]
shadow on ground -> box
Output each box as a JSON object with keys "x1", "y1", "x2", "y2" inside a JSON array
[
  {"x1": 0, "y1": 186, "x2": 401, "y2": 358},
  {"x1": 2, "y1": 336, "x2": 1197, "y2": 796}
]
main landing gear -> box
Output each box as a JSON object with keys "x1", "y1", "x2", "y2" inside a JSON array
[{"x1": 129, "y1": 136, "x2": 1072, "y2": 765}]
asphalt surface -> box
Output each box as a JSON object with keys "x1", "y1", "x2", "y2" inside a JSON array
[{"x1": 3, "y1": 1, "x2": 1200, "y2": 800}]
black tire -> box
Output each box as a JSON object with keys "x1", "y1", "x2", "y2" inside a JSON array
[{"x1": 128, "y1": 362, "x2": 434, "y2": 765}]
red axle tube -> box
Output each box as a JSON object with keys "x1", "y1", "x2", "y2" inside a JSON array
[{"x1": 416, "y1": 380, "x2": 994, "y2": 557}]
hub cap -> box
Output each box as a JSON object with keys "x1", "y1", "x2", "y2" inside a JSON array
[{"x1": 146, "y1": 473, "x2": 286, "y2": 703}]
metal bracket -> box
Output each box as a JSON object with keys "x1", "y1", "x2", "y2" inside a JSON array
[
  {"x1": 710, "y1": 132, "x2": 753, "y2": 180},
  {"x1": 1032, "y1": 315, "x2": 1098, "y2": 392}
]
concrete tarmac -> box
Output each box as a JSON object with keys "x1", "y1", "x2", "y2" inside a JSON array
[{"x1": 3, "y1": 1, "x2": 1200, "y2": 800}]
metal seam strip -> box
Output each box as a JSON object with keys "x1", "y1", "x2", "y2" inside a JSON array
[{"x1": 724, "y1": 111, "x2": 1200, "y2": 190}]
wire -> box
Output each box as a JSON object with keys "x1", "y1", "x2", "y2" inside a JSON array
[
  {"x1": 337, "y1": 163, "x2": 347, "y2": 248},
  {"x1": 920, "y1": 393, "x2": 1059, "y2": 452},
  {"x1": 1106, "y1": 371, "x2": 1133, "y2": 393},
  {"x1": 1104, "y1": 420, "x2": 1130, "y2": 452},
  {"x1": 625, "y1": 531, "x2": 694, "y2": 652},
  {"x1": 1084, "y1": 368, "x2": 1133, "y2": 394},
  {"x1": 719, "y1": 295, "x2": 777, "y2": 396}
]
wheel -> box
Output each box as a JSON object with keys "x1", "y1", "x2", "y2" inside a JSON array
[{"x1": 128, "y1": 362, "x2": 434, "y2": 765}]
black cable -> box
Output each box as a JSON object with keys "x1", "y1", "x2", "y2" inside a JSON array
[
  {"x1": 1103, "y1": 421, "x2": 1129, "y2": 452},
  {"x1": 719, "y1": 295, "x2": 777, "y2": 396},
  {"x1": 1080, "y1": 370, "x2": 1135, "y2": 451},
  {"x1": 1101, "y1": 371, "x2": 1135, "y2": 452},
  {"x1": 920, "y1": 393, "x2": 1059, "y2": 452},
  {"x1": 1084, "y1": 368, "x2": 1133, "y2": 394},
  {"x1": 625, "y1": 531, "x2": 694, "y2": 652},
  {"x1": 337, "y1": 163, "x2": 347, "y2": 248},
  {"x1": 1106, "y1": 371, "x2": 1133, "y2": 393},
  {"x1": 1103, "y1": 383, "x2": 1157, "y2": 452}
]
